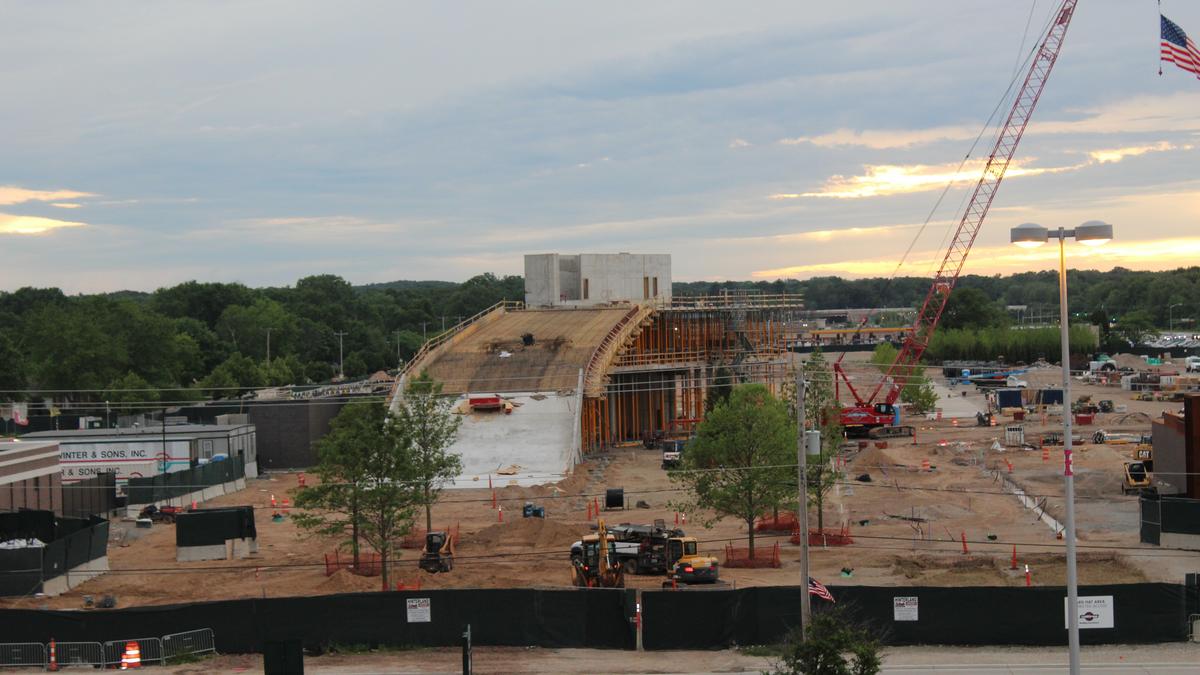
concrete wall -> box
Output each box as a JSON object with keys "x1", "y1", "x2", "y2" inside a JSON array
[
  {"x1": 1153, "y1": 417, "x2": 1187, "y2": 495},
  {"x1": 524, "y1": 252, "x2": 671, "y2": 307},
  {"x1": 524, "y1": 254, "x2": 561, "y2": 307}
]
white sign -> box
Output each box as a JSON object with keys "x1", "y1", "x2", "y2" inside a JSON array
[
  {"x1": 893, "y1": 596, "x2": 919, "y2": 622},
  {"x1": 58, "y1": 441, "x2": 190, "y2": 483},
  {"x1": 1064, "y1": 595, "x2": 1113, "y2": 629},
  {"x1": 406, "y1": 597, "x2": 431, "y2": 623}
]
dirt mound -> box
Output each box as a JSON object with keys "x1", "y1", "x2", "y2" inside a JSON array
[{"x1": 463, "y1": 518, "x2": 586, "y2": 550}]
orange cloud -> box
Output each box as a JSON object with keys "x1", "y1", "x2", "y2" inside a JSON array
[
  {"x1": 0, "y1": 214, "x2": 87, "y2": 235},
  {"x1": 0, "y1": 186, "x2": 96, "y2": 206}
]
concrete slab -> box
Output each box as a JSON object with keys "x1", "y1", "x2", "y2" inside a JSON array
[
  {"x1": 931, "y1": 380, "x2": 988, "y2": 419},
  {"x1": 447, "y1": 391, "x2": 576, "y2": 488}
]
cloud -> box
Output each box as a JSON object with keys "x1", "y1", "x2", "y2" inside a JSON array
[
  {"x1": 771, "y1": 158, "x2": 1070, "y2": 199},
  {"x1": 50, "y1": 202, "x2": 83, "y2": 209},
  {"x1": 0, "y1": 213, "x2": 87, "y2": 235},
  {"x1": 1088, "y1": 141, "x2": 1184, "y2": 164},
  {"x1": 0, "y1": 186, "x2": 96, "y2": 206},
  {"x1": 729, "y1": 138, "x2": 751, "y2": 148},
  {"x1": 778, "y1": 93, "x2": 1200, "y2": 149},
  {"x1": 774, "y1": 142, "x2": 1186, "y2": 199},
  {"x1": 781, "y1": 125, "x2": 978, "y2": 149}
]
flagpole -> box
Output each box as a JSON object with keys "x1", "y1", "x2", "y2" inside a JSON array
[{"x1": 1159, "y1": 0, "x2": 1164, "y2": 76}]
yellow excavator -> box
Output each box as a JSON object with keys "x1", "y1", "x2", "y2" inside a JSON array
[
  {"x1": 571, "y1": 519, "x2": 625, "y2": 588},
  {"x1": 664, "y1": 536, "x2": 720, "y2": 586}
]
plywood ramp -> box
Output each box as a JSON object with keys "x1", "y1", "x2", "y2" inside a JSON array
[{"x1": 413, "y1": 307, "x2": 635, "y2": 394}]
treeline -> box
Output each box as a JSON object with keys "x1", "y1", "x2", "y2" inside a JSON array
[
  {"x1": 0, "y1": 274, "x2": 522, "y2": 402},
  {"x1": 674, "y1": 266, "x2": 1200, "y2": 327},
  {"x1": 925, "y1": 326, "x2": 1098, "y2": 364}
]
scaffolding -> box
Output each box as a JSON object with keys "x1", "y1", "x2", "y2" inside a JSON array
[{"x1": 582, "y1": 293, "x2": 804, "y2": 451}]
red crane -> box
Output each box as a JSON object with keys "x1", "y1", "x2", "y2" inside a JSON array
[{"x1": 834, "y1": 0, "x2": 1079, "y2": 435}]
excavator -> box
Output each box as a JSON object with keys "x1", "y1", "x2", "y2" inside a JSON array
[
  {"x1": 664, "y1": 536, "x2": 720, "y2": 586},
  {"x1": 570, "y1": 519, "x2": 625, "y2": 588},
  {"x1": 832, "y1": 0, "x2": 1079, "y2": 436}
]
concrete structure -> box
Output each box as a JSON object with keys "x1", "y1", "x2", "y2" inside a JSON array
[
  {"x1": 448, "y1": 392, "x2": 579, "y2": 487},
  {"x1": 22, "y1": 422, "x2": 258, "y2": 485},
  {"x1": 0, "y1": 441, "x2": 63, "y2": 515},
  {"x1": 1152, "y1": 395, "x2": 1200, "y2": 497},
  {"x1": 525, "y1": 253, "x2": 671, "y2": 307},
  {"x1": 393, "y1": 270, "x2": 803, "y2": 486}
]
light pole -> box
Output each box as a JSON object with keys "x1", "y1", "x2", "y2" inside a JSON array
[
  {"x1": 1011, "y1": 220, "x2": 1112, "y2": 675},
  {"x1": 1169, "y1": 303, "x2": 1183, "y2": 332},
  {"x1": 333, "y1": 331, "x2": 348, "y2": 379}
]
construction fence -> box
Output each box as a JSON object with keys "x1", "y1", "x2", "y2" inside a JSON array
[
  {"x1": 0, "y1": 511, "x2": 109, "y2": 597},
  {"x1": 0, "y1": 628, "x2": 213, "y2": 670},
  {"x1": 642, "y1": 582, "x2": 1198, "y2": 649},
  {"x1": 60, "y1": 471, "x2": 118, "y2": 519},
  {"x1": 126, "y1": 456, "x2": 245, "y2": 505}
]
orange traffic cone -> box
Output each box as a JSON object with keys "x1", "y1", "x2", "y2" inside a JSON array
[
  {"x1": 282, "y1": 497, "x2": 290, "y2": 513},
  {"x1": 120, "y1": 640, "x2": 141, "y2": 669},
  {"x1": 1042, "y1": 447, "x2": 1050, "y2": 462},
  {"x1": 921, "y1": 458, "x2": 931, "y2": 472},
  {"x1": 270, "y1": 493, "x2": 277, "y2": 508},
  {"x1": 1010, "y1": 545, "x2": 1018, "y2": 570},
  {"x1": 498, "y1": 505, "x2": 504, "y2": 522},
  {"x1": 298, "y1": 472, "x2": 307, "y2": 487},
  {"x1": 48, "y1": 638, "x2": 58, "y2": 671}
]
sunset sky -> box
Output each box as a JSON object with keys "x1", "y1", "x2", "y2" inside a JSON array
[{"x1": 2, "y1": 1, "x2": 1198, "y2": 293}]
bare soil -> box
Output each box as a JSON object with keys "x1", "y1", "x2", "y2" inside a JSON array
[{"x1": 3, "y1": 357, "x2": 1194, "y2": 610}]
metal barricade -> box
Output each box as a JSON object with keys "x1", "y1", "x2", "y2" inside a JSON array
[
  {"x1": 162, "y1": 628, "x2": 216, "y2": 660},
  {"x1": 103, "y1": 637, "x2": 163, "y2": 667},
  {"x1": 55, "y1": 641, "x2": 104, "y2": 668},
  {"x1": 0, "y1": 642, "x2": 45, "y2": 668}
]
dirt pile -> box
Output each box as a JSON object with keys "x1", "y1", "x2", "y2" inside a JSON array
[{"x1": 463, "y1": 518, "x2": 586, "y2": 550}]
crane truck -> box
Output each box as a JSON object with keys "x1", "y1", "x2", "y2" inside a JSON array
[{"x1": 832, "y1": 0, "x2": 1079, "y2": 437}]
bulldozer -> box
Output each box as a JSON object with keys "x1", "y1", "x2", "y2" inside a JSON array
[
  {"x1": 419, "y1": 530, "x2": 455, "y2": 573},
  {"x1": 663, "y1": 535, "x2": 720, "y2": 586},
  {"x1": 1122, "y1": 461, "x2": 1152, "y2": 495},
  {"x1": 571, "y1": 520, "x2": 625, "y2": 588}
]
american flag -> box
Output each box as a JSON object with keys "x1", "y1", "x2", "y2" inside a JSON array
[
  {"x1": 1161, "y1": 14, "x2": 1200, "y2": 79},
  {"x1": 808, "y1": 577, "x2": 834, "y2": 603}
]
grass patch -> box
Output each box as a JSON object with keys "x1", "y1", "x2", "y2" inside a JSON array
[
  {"x1": 163, "y1": 651, "x2": 216, "y2": 666},
  {"x1": 737, "y1": 643, "x2": 785, "y2": 657},
  {"x1": 326, "y1": 642, "x2": 429, "y2": 655}
]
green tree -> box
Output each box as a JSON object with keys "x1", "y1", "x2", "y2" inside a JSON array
[
  {"x1": 940, "y1": 287, "x2": 1006, "y2": 330},
  {"x1": 768, "y1": 609, "x2": 883, "y2": 675},
  {"x1": 0, "y1": 333, "x2": 26, "y2": 400},
  {"x1": 215, "y1": 298, "x2": 299, "y2": 360},
  {"x1": 671, "y1": 383, "x2": 796, "y2": 559},
  {"x1": 1114, "y1": 310, "x2": 1155, "y2": 348},
  {"x1": 103, "y1": 372, "x2": 159, "y2": 413},
  {"x1": 389, "y1": 374, "x2": 463, "y2": 532},
  {"x1": 292, "y1": 401, "x2": 415, "y2": 587},
  {"x1": 199, "y1": 353, "x2": 266, "y2": 398},
  {"x1": 899, "y1": 372, "x2": 938, "y2": 414},
  {"x1": 705, "y1": 365, "x2": 734, "y2": 413}
]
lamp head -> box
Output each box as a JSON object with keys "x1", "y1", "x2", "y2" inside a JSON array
[
  {"x1": 1074, "y1": 220, "x2": 1113, "y2": 247},
  {"x1": 1010, "y1": 222, "x2": 1048, "y2": 248}
]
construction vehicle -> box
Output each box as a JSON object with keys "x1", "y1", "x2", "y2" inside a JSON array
[
  {"x1": 661, "y1": 439, "x2": 685, "y2": 469},
  {"x1": 570, "y1": 520, "x2": 625, "y2": 588},
  {"x1": 663, "y1": 536, "x2": 720, "y2": 586},
  {"x1": 1122, "y1": 461, "x2": 1152, "y2": 494},
  {"x1": 832, "y1": 0, "x2": 1078, "y2": 435},
  {"x1": 975, "y1": 411, "x2": 995, "y2": 427},
  {"x1": 418, "y1": 530, "x2": 455, "y2": 573},
  {"x1": 868, "y1": 424, "x2": 915, "y2": 440},
  {"x1": 138, "y1": 504, "x2": 183, "y2": 523},
  {"x1": 1134, "y1": 391, "x2": 1155, "y2": 402}
]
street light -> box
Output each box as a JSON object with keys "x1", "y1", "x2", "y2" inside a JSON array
[
  {"x1": 1010, "y1": 220, "x2": 1113, "y2": 675},
  {"x1": 1170, "y1": 303, "x2": 1184, "y2": 332}
]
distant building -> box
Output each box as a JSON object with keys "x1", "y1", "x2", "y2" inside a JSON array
[
  {"x1": 21, "y1": 422, "x2": 257, "y2": 485},
  {"x1": 524, "y1": 253, "x2": 671, "y2": 307},
  {"x1": 0, "y1": 441, "x2": 63, "y2": 515}
]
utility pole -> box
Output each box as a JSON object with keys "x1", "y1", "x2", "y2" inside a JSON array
[
  {"x1": 393, "y1": 330, "x2": 403, "y2": 370},
  {"x1": 421, "y1": 322, "x2": 429, "y2": 343},
  {"x1": 334, "y1": 331, "x2": 348, "y2": 378},
  {"x1": 794, "y1": 369, "x2": 811, "y2": 640},
  {"x1": 441, "y1": 316, "x2": 447, "y2": 331},
  {"x1": 266, "y1": 328, "x2": 271, "y2": 363}
]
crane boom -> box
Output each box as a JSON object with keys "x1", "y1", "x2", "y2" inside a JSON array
[{"x1": 837, "y1": 0, "x2": 1079, "y2": 427}]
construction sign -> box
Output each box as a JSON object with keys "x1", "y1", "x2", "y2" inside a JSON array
[{"x1": 1065, "y1": 595, "x2": 1114, "y2": 629}]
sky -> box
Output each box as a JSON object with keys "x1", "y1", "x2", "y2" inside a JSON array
[{"x1": 2, "y1": 0, "x2": 1198, "y2": 293}]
